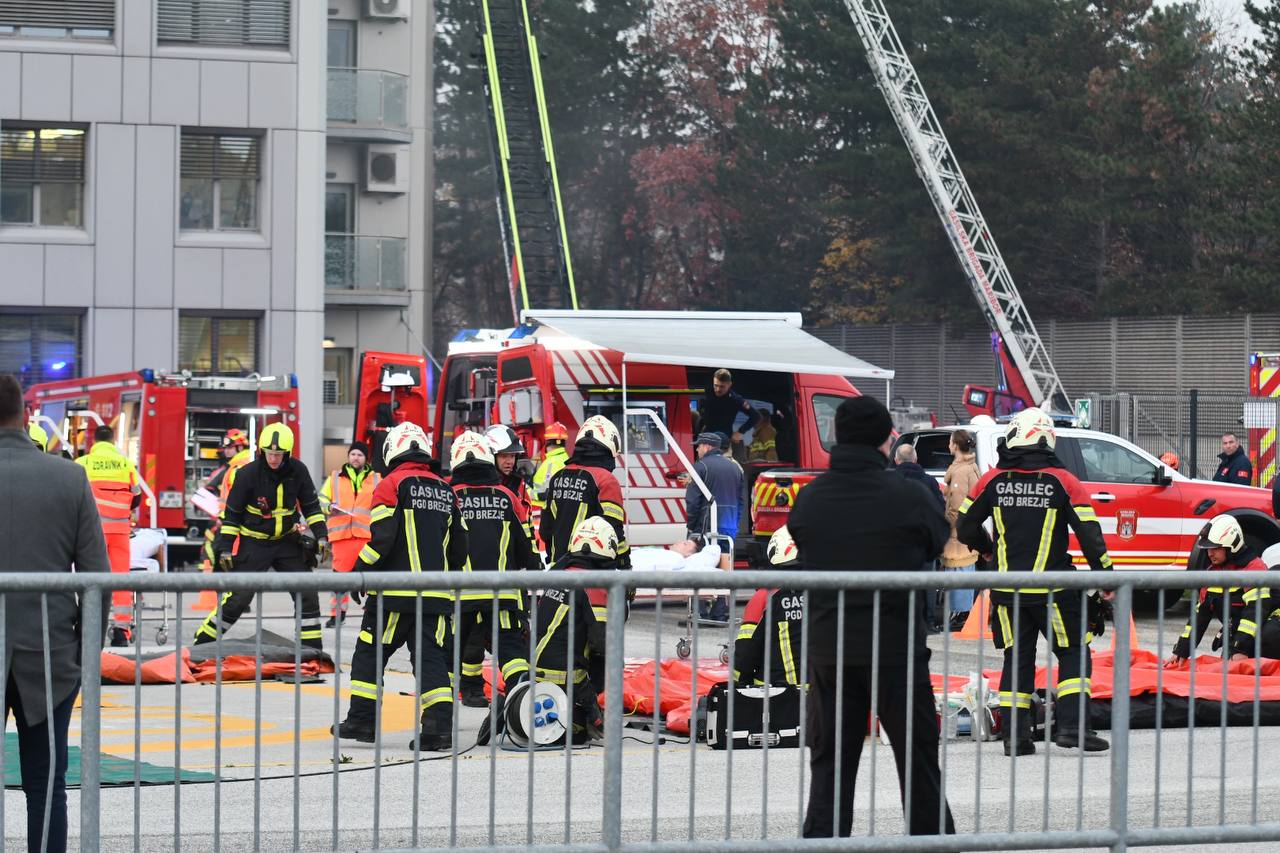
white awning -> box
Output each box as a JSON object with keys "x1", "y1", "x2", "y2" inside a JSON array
[{"x1": 521, "y1": 310, "x2": 894, "y2": 380}]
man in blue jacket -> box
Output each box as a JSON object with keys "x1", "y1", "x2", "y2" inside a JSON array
[{"x1": 686, "y1": 432, "x2": 743, "y2": 622}]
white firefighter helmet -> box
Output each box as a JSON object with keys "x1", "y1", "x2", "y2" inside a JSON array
[
  {"x1": 569, "y1": 516, "x2": 618, "y2": 560},
  {"x1": 576, "y1": 415, "x2": 622, "y2": 456},
  {"x1": 1004, "y1": 407, "x2": 1056, "y2": 451},
  {"x1": 450, "y1": 430, "x2": 494, "y2": 469},
  {"x1": 383, "y1": 421, "x2": 432, "y2": 467},
  {"x1": 767, "y1": 525, "x2": 799, "y2": 566},
  {"x1": 484, "y1": 423, "x2": 524, "y2": 457},
  {"x1": 1198, "y1": 514, "x2": 1245, "y2": 554}
]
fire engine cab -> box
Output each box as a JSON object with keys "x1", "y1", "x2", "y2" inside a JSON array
[
  {"x1": 24, "y1": 370, "x2": 300, "y2": 551},
  {"x1": 432, "y1": 310, "x2": 893, "y2": 558}
]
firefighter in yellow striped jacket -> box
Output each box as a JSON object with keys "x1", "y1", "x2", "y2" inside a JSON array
[
  {"x1": 957, "y1": 409, "x2": 1114, "y2": 757},
  {"x1": 319, "y1": 441, "x2": 380, "y2": 626},
  {"x1": 331, "y1": 422, "x2": 470, "y2": 752},
  {"x1": 734, "y1": 526, "x2": 804, "y2": 687}
]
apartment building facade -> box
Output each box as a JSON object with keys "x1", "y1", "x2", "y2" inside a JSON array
[{"x1": 0, "y1": 0, "x2": 433, "y2": 474}]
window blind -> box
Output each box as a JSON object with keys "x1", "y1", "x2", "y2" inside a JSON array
[
  {"x1": 0, "y1": 126, "x2": 86, "y2": 182},
  {"x1": 180, "y1": 133, "x2": 260, "y2": 180},
  {"x1": 0, "y1": 0, "x2": 114, "y2": 31},
  {"x1": 157, "y1": 0, "x2": 290, "y2": 49}
]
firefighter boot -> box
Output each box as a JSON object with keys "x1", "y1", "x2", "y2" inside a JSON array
[
  {"x1": 331, "y1": 716, "x2": 376, "y2": 743},
  {"x1": 1002, "y1": 710, "x2": 1035, "y2": 757},
  {"x1": 459, "y1": 676, "x2": 488, "y2": 708},
  {"x1": 1053, "y1": 728, "x2": 1109, "y2": 752},
  {"x1": 475, "y1": 691, "x2": 506, "y2": 747},
  {"x1": 409, "y1": 711, "x2": 453, "y2": 752}
]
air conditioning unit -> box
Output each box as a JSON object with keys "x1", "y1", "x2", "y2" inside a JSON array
[
  {"x1": 364, "y1": 0, "x2": 409, "y2": 20},
  {"x1": 364, "y1": 145, "x2": 409, "y2": 194}
]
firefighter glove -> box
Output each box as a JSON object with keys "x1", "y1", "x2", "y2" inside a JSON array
[
  {"x1": 1212, "y1": 631, "x2": 1223, "y2": 652},
  {"x1": 217, "y1": 552, "x2": 235, "y2": 572},
  {"x1": 316, "y1": 538, "x2": 331, "y2": 564}
]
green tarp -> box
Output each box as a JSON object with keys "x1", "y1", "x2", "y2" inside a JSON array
[{"x1": 3, "y1": 732, "x2": 216, "y2": 788}]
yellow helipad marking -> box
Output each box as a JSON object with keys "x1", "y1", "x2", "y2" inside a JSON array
[{"x1": 72, "y1": 682, "x2": 420, "y2": 753}]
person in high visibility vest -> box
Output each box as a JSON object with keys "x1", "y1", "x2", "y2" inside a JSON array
[
  {"x1": 28, "y1": 421, "x2": 49, "y2": 452},
  {"x1": 201, "y1": 429, "x2": 251, "y2": 569},
  {"x1": 319, "y1": 441, "x2": 379, "y2": 626},
  {"x1": 529, "y1": 421, "x2": 569, "y2": 509},
  {"x1": 77, "y1": 425, "x2": 142, "y2": 647}
]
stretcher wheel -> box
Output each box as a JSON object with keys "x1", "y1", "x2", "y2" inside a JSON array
[
  {"x1": 155, "y1": 628, "x2": 167, "y2": 645},
  {"x1": 719, "y1": 646, "x2": 730, "y2": 666},
  {"x1": 675, "y1": 638, "x2": 691, "y2": 660}
]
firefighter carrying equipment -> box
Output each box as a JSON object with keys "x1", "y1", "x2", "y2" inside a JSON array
[
  {"x1": 1198, "y1": 514, "x2": 1245, "y2": 553},
  {"x1": 451, "y1": 430, "x2": 495, "y2": 469},
  {"x1": 576, "y1": 415, "x2": 622, "y2": 457},
  {"x1": 533, "y1": 550, "x2": 615, "y2": 740},
  {"x1": 540, "y1": 439, "x2": 629, "y2": 567},
  {"x1": 382, "y1": 421, "x2": 432, "y2": 468},
  {"x1": 766, "y1": 524, "x2": 798, "y2": 566}
]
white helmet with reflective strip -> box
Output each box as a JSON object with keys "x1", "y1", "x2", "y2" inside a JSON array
[
  {"x1": 569, "y1": 516, "x2": 618, "y2": 560},
  {"x1": 450, "y1": 430, "x2": 494, "y2": 469},
  {"x1": 767, "y1": 525, "x2": 799, "y2": 566},
  {"x1": 576, "y1": 415, "x2": 622, "y2": 456},
  {"x1": 484, "y1": 424, "x2": 524, "y2": 457},
  {"x1": 383, "y1": 421, "x2": 432, "y2": 467},
  {"x1": 1004, "y1": 407, "x2": 1056, "y2": 451},
  {"x1": 1198, "y1": 514, "x2": 1245, "y2": 554}
]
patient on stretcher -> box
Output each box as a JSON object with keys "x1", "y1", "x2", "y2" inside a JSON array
[{"x1": 629, "y1": 540, "x2": 723, "y2": 572}]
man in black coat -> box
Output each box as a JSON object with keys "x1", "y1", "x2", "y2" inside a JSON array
[
  {"x1": 0, "y1": 374, "x2": 110, "y2": 853},
  {"x1": 1214, "y1": 432, "x2": 1252, "y2": 485},
  {"x1": 787, "y1": 395, "x2": 955, "y2": 838},
  {"x1": 894, "y1": 443, "x2": 945, "y2": 630}
]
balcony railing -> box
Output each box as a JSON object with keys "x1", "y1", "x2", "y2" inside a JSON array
[
  {"x1": 324, "y1": 234, "x2": 407, "y2": 292},
  {"x1": 326, "y1": 68, "x2": 409, "y2": 132}
]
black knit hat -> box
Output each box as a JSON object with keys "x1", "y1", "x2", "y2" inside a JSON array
[
  {"x1": 349, "y1": 441, "x2": 371, "y2": 457},
  {"x1": 835, "y1": 396, "x2": 893, "y2": 447}
]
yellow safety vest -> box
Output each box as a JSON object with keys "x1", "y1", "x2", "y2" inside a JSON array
[
  {"x1": 323, "y1": 467, "x2": 379, "y2": 541},
  {"x1": 77, "y1": 441, "x2": 140, "y2": 534}
]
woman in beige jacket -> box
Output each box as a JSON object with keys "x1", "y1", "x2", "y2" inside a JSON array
[{"x1": 941, "y1": 429, "x2": 980, "y2": 628}]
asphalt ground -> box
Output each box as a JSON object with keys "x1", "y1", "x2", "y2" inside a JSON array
[{"x1": 4, "y1": 589, "x2": 1278, "y2": 852}]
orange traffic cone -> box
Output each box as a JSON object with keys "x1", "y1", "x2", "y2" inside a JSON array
[
  {"x1": 956, "y1": 591, "x2": 994, "y2": 640},
  {"x1": 1108, "y1": 613, "x2": 1141, "y2": 654},
  {"x1": 190, "y1": 565, "x2": 217, "y2": 612}
]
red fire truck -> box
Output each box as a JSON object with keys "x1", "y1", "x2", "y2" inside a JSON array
[
  {"x1": 431, "y1": 310, "x2": 892, "y2": 560},
  {"x1": 350, "y1": 351, "x2": 433, "y2": 473},
  {"x1": 24, "y1": 370, "x2": 301, "y2": 550}
]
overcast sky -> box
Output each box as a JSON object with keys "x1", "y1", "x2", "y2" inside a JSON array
[{"x1": 1154, "y1": 0, "x2": 1268, "y2": 46}]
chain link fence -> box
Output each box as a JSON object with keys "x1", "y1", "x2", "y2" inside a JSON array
[{"x1": 1082, "y1": 392, "x2": 1276, "y2": 484}]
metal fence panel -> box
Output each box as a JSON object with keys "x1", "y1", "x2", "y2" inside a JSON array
[{"x1": 3, "y1": 568, "x2": 1277, "y2": 852}]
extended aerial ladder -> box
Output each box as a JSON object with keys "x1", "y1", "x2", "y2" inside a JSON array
[
  {"x1": 840, "y1": 1, "x2": 1070, "y2": 418},
  {"x1": 478, "y1": 0, "x2": 579, "y2": 319}
]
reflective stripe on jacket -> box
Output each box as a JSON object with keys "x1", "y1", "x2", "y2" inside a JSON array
[
  {"x1": 322, "y1": 466, "x2": 379, "y2": 541},
  {"x1": 76, "y1": 441, "x2": 140, "y2": 534}
]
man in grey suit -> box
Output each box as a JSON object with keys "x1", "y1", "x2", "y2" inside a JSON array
[{"x1": 0, "y1": 374, "x2": 110, "y2": 853}]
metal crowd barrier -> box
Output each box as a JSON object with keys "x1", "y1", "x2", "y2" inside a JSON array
[{"x1": 3, "y1": 569, "x2": 1280, "y2": 851}]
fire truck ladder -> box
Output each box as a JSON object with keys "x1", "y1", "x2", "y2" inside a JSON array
[
  {"x1": 839, "y1": 1, "x2": 1069, "y2": 413},
  {"x1": 479, "y1": 0, "x2": 579, "y2": 315}
]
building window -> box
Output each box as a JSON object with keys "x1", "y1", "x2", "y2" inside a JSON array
[
  {"x1": 178, "y1": 314, "x2": 259, "y2": 375},
  {"x1": 0, "y1": 124, "x2": 87, "y2": 227},
  {"x1": 179, "y1": 131, "x2": 261, "y2": 231},
  {"x1": 0, "y1": 0, "x2": 114, "y2": 40},
  {"x1": 157, "y1": 0, "x2": 290, "y2": 50},
  {"x1": 324, "y1": 347, "x2": 353, "y2": 405},
  {"x1": 0, "y1": 312, "x2": 82, "y2": 389}
]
